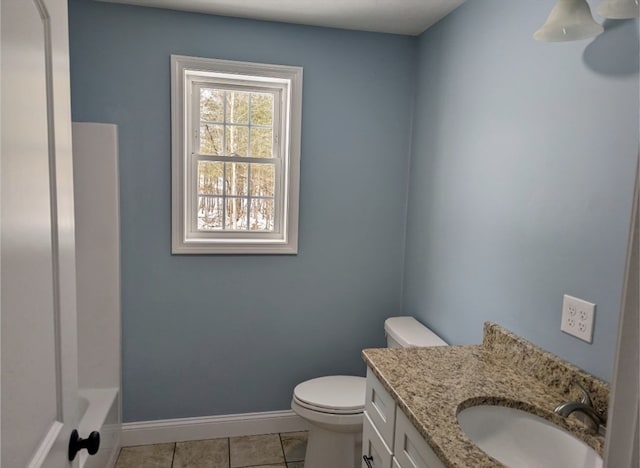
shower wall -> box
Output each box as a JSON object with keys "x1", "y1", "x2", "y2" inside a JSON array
[{"x1": 73, "y1": 122, "x2": 121, "y2": 391}]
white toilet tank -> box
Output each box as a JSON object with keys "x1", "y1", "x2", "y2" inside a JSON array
[{"x1": 384, "y1": 316, "x2": 448, "y2": 348}]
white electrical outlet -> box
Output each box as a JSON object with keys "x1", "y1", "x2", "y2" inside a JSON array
[{"x1": 561, "y1": 294, "x2": 596, "y2": 343}]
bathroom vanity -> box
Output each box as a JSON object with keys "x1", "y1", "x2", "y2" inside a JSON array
[
  {"x1": 362, "y1": 368, "x2": 444, "y2": 468},
  {"x1": 361, "y1": 323, "x2": 609, "y2": 468}
]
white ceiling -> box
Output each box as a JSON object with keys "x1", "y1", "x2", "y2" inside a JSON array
[{"x1": 98, "y1": 0, "x2": 466, "y2": 35}]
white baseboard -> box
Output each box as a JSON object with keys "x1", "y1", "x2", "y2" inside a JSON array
[{"x1": 121, "y1": 410, "x2": 310, "y2": 447}]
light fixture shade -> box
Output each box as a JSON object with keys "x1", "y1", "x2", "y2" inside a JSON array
[
  {"x1": 597, "y1": 0, "x2": 639, "y2": 19},
  {"x1": 534, "y1": 0, "x2": 604, "y2": 42}
]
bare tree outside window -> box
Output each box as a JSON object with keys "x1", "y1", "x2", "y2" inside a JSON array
[{"x1": 197, "y1": 88, "x2": 275, "y2": 231}]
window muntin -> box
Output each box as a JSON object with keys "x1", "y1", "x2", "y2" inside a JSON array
[
  {"x1": 172, "y1": 56, "x2": 302, "y2": 254},
  {"x1": 193, "y1": 84, "x2": 279, "y2": 233},
  {"x1": 197, "y1": 88, "x2": 275, "y2": 158},
  {"x1": 195, "y1": 161, "x2": 276, "y2": 232}
]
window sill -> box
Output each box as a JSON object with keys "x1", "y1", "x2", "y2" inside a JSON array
[{"x1": 171, "y1": 240, "x2": 298, "y2": 255}]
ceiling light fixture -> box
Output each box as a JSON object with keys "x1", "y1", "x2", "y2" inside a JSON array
[{"x1": 534, "y1": 0, "x2": 604, "y2": 42}]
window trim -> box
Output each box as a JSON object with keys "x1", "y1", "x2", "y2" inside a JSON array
[{"x1": 171, "y1": 55, "x2": 302, "y2": 254}]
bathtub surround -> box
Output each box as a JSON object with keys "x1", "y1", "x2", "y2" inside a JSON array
[
  {"x1": 68, "y1": 0, "x2": 638, "y2": 424},
  {"x1": 72, "y1": 122, "x2": 122, "y2": 467},
  {"x1": 73, "y1": 123, "x2": 121, "y2": 391}
]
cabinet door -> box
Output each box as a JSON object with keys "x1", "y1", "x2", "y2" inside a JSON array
[
  {"x1": 393, "y1": 410, "x2": 445, "y2": 468},
  {"x1": 362, "y1": 413, "x2": 393, "y2": 468},
  {"x1": 365, "y1": 368, "x2": 396, "y2": 447}
]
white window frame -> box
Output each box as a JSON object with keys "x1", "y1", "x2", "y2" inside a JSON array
[{"x1": 171, "y1": 55, "x2": 302, "y2": 254}]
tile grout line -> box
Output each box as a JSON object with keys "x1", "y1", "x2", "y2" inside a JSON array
[
  {"x1": 170, "y1": 442, "x2": 176, "y2": 468},
  {"x1": 114, "y1": 447, "x2": 123, "y2": 467},
  {"x1": 278, "y1": 432, "x2": 286, "y2": 466}
]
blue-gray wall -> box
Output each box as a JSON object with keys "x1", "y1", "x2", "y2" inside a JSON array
[
  {"x1": 403, "y1": 0, "x2": 638, "y2": 381},
  {"x1": 69, "y1": 0, "x2": 638, "y2": 422},
  {"x1": 68, "y1": 0, "x2": 416, "y2": 421}
]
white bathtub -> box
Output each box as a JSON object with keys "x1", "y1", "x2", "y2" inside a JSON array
[{"x1": 77, "y1": 388, "x2": 121, "y2": 468}]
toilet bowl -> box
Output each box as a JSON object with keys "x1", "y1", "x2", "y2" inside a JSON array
[
  {"x1": 291, "y1": 316, "x2": 448, "y2": 468},
  {"x1": 291, "y1": 376, "x2": 365, "y2": 468}
]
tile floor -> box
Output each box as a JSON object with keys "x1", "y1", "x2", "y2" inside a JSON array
[{"x1": 115, "y1": 432, "x2": 307, "y2": 468}]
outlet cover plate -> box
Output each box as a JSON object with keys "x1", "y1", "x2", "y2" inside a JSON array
[{"x1": 561, "y1": 294, "x2": 596, "y2": 343}]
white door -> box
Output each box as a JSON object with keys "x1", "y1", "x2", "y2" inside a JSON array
[{"x1": 1, "y1": 0, "x2": 80, "y2": 467}]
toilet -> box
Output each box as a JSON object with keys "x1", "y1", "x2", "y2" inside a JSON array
[{"x1": 291, "y1": 316, "x2": 448, "y2": 468}]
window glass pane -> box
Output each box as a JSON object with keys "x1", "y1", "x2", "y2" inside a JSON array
[
  {"x1": 198, "y1": 196, "x2": 223, "y2": 230},
  {"x1": 249, "y1": 199, "x2": 274, "y2": 231},
  {"x1": 198, "y1": 161, "x2": 224, "y2": 195},
  {"x1": 250, "y1": 93, "x2": 273, "y2": 126},
  {"x1": 225, "y1": 126, "x2": 248, "y2": 156},
  {"x1": 224, "y1": 162, "x2": 248, "y2": 196},
  {"x1": 225, "y1": 91, "x2": 249, "y2": 124},
  {"x1": 225, "y1": 198, "x2": 248, "y2": 230},
  {"x1": 249, "y1": 163, "x2": 275, "y2": 197},
  {"x1": 200, "y1": 124, "x2": 224, "y2": 155},
  {"x1": 249, "y1": 127, "x2": 272, "y2": 158},
  {"x1": 200, "y1": 88, "x2": 224, "y2": 122}
]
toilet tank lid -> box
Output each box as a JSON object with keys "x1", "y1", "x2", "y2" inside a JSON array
[{"x1": 384, "y1": 316, "x2": 448, "y2": 347}]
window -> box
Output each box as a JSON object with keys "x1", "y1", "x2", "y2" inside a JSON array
[{"x1": 171, "y1": 56, "x2": 302, "y2": 254}]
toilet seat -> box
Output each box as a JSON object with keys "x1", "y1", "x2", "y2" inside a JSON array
[
  {"x1": 293, "y1": 396, "x2": 363, "y2": 415},
  {"x1": 293, "y1": 375, "x2": 365, "y2": 414}
]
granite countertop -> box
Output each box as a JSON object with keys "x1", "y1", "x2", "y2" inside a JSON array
[{"x1": 362, "y1": 323, "x2": 609, "y2": 468}]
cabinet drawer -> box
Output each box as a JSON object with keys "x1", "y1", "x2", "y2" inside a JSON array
[
  {"x1": 365, "y1": 367, "x2": 396, "y2": 447},
  {"x1": 393, "y1": 409, "x2": 445, "y2": 468},
  {"x1": 362, "y1": 412, "x2": 393, "y2": 468}
]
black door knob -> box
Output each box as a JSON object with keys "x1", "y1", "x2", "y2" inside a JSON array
[{"x1": 68, "y1": 429, "x2": 100, "y2": 461}]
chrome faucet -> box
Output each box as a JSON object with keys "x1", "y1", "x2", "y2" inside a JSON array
[{"x1": 554, "y1": 381, "x2": 606, "y2": 436}]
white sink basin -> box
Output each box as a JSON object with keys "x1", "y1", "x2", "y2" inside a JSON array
[{"x1": 457, "y1": 405, "x2": 602, "y2": 468}]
